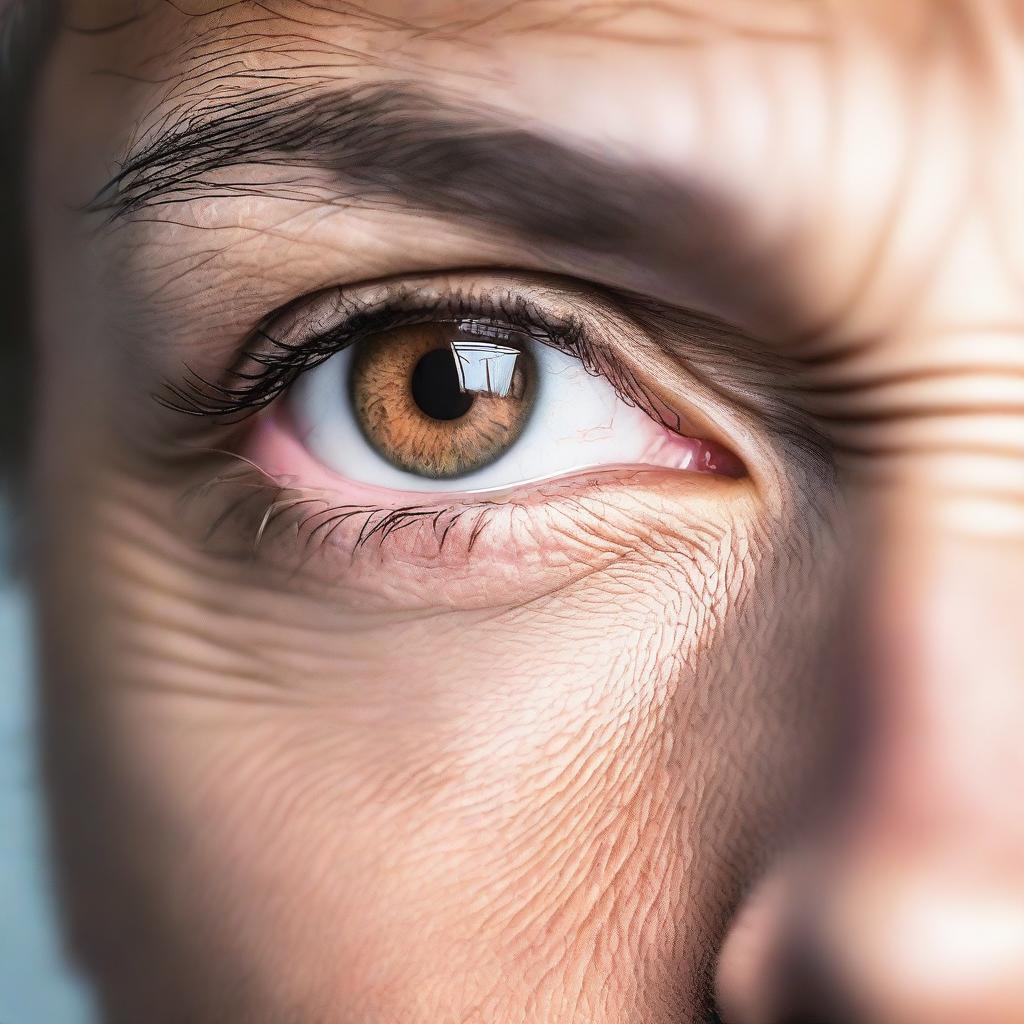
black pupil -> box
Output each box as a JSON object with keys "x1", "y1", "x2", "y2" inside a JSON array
[{"x1": 411, "y1": 347, "x2": 475, "y2": 421}]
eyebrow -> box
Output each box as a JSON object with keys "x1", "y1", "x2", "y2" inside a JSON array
[
  {"x1": 95, "y1": 84, "x2": 710, "y2": 239},
  {"x1": 92, "y1": 85, "x2": 801, "y2": 323}
]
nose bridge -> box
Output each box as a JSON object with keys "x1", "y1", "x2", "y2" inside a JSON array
[{"x1": 839, "y1": 492, "x2": 1024, "y2": 844}]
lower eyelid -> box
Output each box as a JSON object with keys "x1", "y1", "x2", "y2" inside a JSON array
[{"x1": 190, "y1": 435, "x2": 745, "y2": 612}]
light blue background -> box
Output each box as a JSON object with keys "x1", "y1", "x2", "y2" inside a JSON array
[{"x1": 0, "y1": 513, "x2": 96, "y2": 1024}]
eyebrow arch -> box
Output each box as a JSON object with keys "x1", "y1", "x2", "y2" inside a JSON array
[
  {"x1": 94, "y1": 84, "x2": 704, "y2": 238},
  {"x1": 91, "y1": 84, "x2": 795, "y2": 315}
]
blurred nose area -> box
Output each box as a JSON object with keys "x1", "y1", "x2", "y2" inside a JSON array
[{"x1": 716, "y1": 501, "x2": 1024, "y2": 1024}]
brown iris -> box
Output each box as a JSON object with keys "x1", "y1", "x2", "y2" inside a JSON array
[{"x1": 350, "y1": 324, "x2": 537, "y2": 480}]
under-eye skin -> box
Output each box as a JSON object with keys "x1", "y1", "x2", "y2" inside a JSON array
[
  {"x1": 349, "y1": 323, "x2": 538, "y2": 479},
  {"x1": 170, "y1": 274, "x2": 749, "y2": 580}
]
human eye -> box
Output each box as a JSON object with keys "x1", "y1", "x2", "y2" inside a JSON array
[
  {"x1": 172, "y1": 272, "x2": 749, "y2": 599},
  {"x1": 281, "y1": 286, "x2": 743, "y2": 494}
]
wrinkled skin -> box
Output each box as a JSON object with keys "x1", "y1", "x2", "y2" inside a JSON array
[{"x1": 25, "y1": 1, "x2": 1024, "y2": 1022}]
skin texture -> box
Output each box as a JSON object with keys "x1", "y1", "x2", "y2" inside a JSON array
[{"x1": 22, "y1": 1, "x2": 1024, "y2": 1021}]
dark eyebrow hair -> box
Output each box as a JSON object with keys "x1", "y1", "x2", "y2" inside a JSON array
[
  {"x1": 94, "y1": 84, "x2": 696, "y2": 240},
  {"x1": 96, "y1": 84, "x2": 722, "y2": 245},
  {"x1": 91, "y1": 85, "x2": 801, "y2": 325}
]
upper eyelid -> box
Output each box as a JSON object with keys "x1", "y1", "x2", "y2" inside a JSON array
[
  {"x1": 282, "y1": 279, "x2": 584, "y2": 350},
  {"x1": 164, "y1": 270, "x2": 829, "y2": 499},
  {"x1": 160, "y1": 277, "x2": 608, "y2": 422}
]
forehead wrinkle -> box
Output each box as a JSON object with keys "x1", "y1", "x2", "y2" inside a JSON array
[
  {"x1": 153, "y1": 0, "x2": 828, "y2": 39},
  {"x1": 62, "y1": 0, "x2": 1023, "y2": 88},
  {"x1": 65, "y1": 0, "x2": 934, "y2": 170},
  {"x1": 71, "y1": 0, "x2": 831, "y2": 88},
  {"x1": 87, "y1": 0, "x2": 1013, "y2": 212}
]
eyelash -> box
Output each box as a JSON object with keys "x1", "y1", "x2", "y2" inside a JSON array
[
  {"x1": 264, "y1": 494, "x2": 516, "y2": 559},
  {"x1": 174, "y1": 280, "x2": 703, "y2": 563},
  {"x1": 162, "y1": 283, "x2": 683, "y2": 434},
  {"x1": 190, "y1": 454, "x2": 606, "y2": 564}
]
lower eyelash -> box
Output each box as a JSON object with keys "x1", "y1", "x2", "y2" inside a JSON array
[
  {"x1": 296, "y1": 502, "x2": 496, "y2": 556},
  {"x1": 181, "y1": 454, "x2": 506, "y2": 564}
]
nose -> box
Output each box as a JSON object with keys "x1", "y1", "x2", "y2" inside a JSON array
[{"x1": 716, "y1": 510, "x2": 1024, "y2": 1024}]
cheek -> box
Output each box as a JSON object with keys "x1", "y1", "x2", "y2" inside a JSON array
[
  {"x1": 117, "y1": 522, "x2": 778, "y2": 1017},
  {"x1": 45, "y1": 448, "x2": 841, "y2": 1022}
]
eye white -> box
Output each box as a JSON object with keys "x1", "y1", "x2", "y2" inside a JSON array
[{"x1": 290, "y1": 333, "x2": 670, "y2": 494}]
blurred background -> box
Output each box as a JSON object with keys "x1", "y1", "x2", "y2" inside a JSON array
[
  {"x1": 0, "y1": 4, "x2": 93, "y2": 1018},
  {"x1": 0, "y1": 512, "x2": 95, "y2": 1024}
]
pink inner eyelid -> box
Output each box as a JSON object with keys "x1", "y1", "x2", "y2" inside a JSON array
[{"x1": 244, "y1": 405, "x2": 746, "y2": 507}]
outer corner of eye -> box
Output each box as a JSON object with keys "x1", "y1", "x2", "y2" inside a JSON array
[{"x1": 257, "y1": 311, "x2": 751, "y2": 497}]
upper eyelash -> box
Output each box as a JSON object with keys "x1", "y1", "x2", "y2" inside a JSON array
[
  {"x1": 160, "y1": 280, "x2": 686, "y2": 435},
  {"x1": 160, "y1": 287, "x2": 591, "y2": 422}
]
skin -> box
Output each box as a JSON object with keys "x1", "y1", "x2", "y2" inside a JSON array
[{"x1": 20, "y1": 0, "x2": 1024, "y2": 1021}]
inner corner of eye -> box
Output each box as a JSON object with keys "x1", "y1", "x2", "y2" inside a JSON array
[
  {"x1": 346, "y1": 323, "x2": 538, "y2": 481},
  {"x1": 642, "y1": 389, "x2": 748, "y2": 481},
  {"x1": 682, "y1": 435, "x2": 748, "y2": 480}
]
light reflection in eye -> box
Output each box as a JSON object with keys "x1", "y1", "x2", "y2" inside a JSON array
[{"x1": 451, "y1": 339, "x2": 521, "y2": 398}]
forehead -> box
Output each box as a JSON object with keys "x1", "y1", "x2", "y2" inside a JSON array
[
  {"x1": 51, "y1": 0, "x2": 1018, "y2": 315},
  {"x1": 61, "y1": 0, "x2": 991, "y2": 60},
  {"x1": 54, "y1": 0, "x2": 924, "y2": 106},
  {"x1": 70, "y1": 0, "x2": 824, "y2": 39},
  {"x1": 52, "y1": 0, "x2": 1007, "y2": 172},
  {"x1": 60, "y1": 0, "x2": 821, "y2": 106}
]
